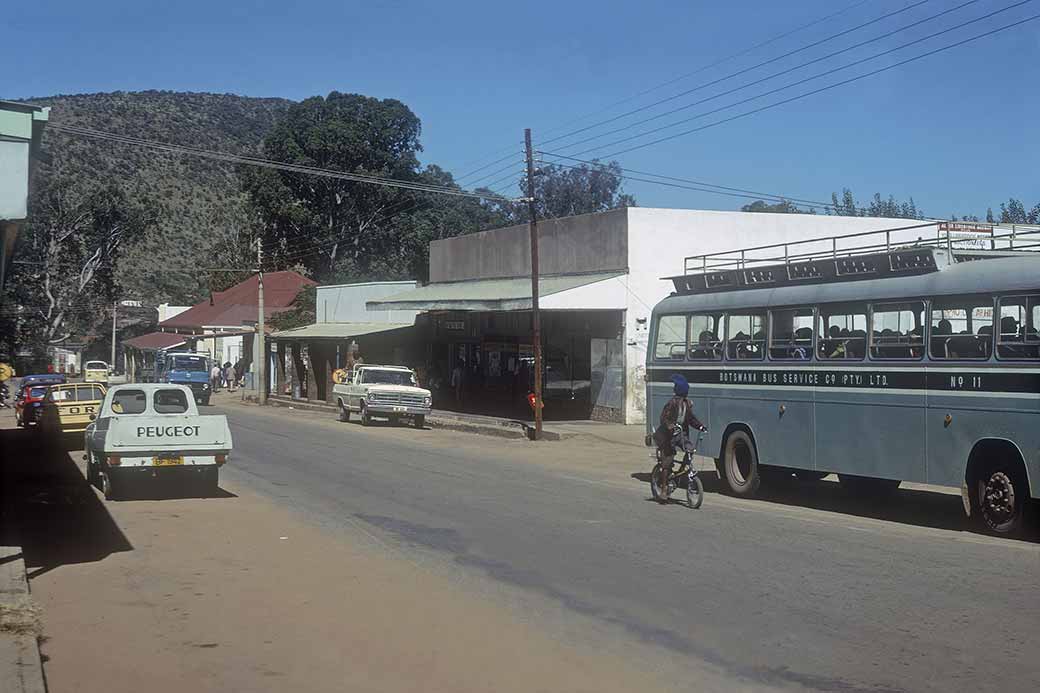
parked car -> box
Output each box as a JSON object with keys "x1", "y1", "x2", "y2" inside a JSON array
[
  {"x1": 83, "y1": 360, "x2": 111, "y2": 385},
  {"x1": 84, "y1": 384, "x2": 233, "y2": 500},
  {"x1": 14, "y1": 374, "x2": 68, "y2": 428},
  {"x1": 332, "y1": 365, "x2": 431, "y2": 428},
  {"x1": 38, "y1": 382, "x2": 107, "y2": 435}
]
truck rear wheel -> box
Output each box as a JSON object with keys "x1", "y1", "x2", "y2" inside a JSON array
[{"x1": 101, "y1": 470, "x2": 121, "y2": 501}]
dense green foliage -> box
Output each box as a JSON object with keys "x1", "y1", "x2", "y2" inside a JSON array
[{"x1": 24, "y1": 91, "x2": 292, "y2": 304}]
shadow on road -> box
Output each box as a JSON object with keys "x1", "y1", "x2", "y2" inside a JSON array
[
  {"x1": 0, "y1": 426, "x2": 133, "y2": 580},
  {"x1": 630, "y1": 469, "x2": 1039, "y2": 540}
]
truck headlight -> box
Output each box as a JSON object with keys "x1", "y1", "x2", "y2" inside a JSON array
[
  {"x1": 366, "y1": 392, "x2": 376, "y2": 402},
  {"x1": 202, "y1": 383, "x2": 210, "y2": 390},
  {"x1": 423, "y1": 396, "x2": 432, "y2": 406}
]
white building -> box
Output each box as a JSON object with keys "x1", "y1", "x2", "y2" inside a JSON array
[{"x1": 369, "y1": 207, "x2": 932, "y2": 424}]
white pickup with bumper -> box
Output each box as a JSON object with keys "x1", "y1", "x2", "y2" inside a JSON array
[
  {"x1": 84, "y1": 383, "x2": 233, "y2": 500},
  {"x1": 331, "y1": 365, "x2": 431, "y2": 428}
]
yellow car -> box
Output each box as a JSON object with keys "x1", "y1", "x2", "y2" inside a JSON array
[
  {"x1": 83, "y1": 360, "x2": 110, "y2": 385},
  {"x1": 38, "y1": 383, "x2": 107, "y2": 435}
]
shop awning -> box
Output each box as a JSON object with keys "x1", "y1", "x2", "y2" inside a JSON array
[
  {"x1": 269, "y1": 322, "x2": 413, "y2": 340},
  {"x1": 365, "y1": 272, "x2": 625, "y2": 312}
]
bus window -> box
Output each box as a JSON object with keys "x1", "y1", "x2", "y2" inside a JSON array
[
  {"x1": 769, "y1": 307, "x2": 814, "y2": 360},
  {"x1": 996, "y1": 295, "x2": 1040, "y2": 360},
  {"x1": 687, "y1": 313, "x2": 724, "y2": 360},
  {"x1": 930, "y1": 296, "x2": 993, "y2": 360},
  {"x1": 870, "y1": 302, "x2": 925, "y2": 360},
  {"x1": 654, "y1": 315, "x2": 688, "y2": 360},
  {"x1": 817, "y1": 304, "x2": 867, "y2": 360},
  {"x1": 726, "y1": 313, "x2": 766, "y2": 360}
]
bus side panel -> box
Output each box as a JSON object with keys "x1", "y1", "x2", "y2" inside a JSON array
[
  {"x1": 702, "y1": 386, "x2": 814, "y2": 469},
  {"x1": 814, "y1": 391, "x2": 927, "y2": 482},
  {"x1": 926, "y1": 393, "x2": 1040, "y2": 495}
]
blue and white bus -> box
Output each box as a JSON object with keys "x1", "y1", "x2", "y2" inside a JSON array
[{"x1": 647, "y1": 223, "x2": 1040, "y2": 535}]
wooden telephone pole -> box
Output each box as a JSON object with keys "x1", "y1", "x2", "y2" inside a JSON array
[
  {"x1": 257, "y1": 239, "x2": 266, "y2": 405},
  {"x1": 524, "y1": 129, "x2": 543, "y2": 439}
]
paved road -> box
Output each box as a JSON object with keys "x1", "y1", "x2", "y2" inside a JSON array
[{"x1": 215, "y1": 402, "x2": 1039, "y2": 693}]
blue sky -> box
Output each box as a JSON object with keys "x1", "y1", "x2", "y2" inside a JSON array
[{"x1": 4, "y1": 0, "x2": 1038, "y2": 218}]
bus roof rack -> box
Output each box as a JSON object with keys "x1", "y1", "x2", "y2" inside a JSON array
[{"x1": 666, "y1": 221, "x2": 1040, "y2": 295}]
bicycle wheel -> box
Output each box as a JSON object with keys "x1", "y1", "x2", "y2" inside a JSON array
[
  {"x1": 686, "y1": 473, "x2": 704, "y2": 509},
  {"x1": 650, "y1": 462, "x2": 668, "y2": 503}
]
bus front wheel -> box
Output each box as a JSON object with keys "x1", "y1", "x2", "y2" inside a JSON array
[
  {"x1": 970, "y1": 463, "x2": 1030, "y2": 536},
  {"x1": 723, "y1": 429, "x2": 761, "y2": 497}
]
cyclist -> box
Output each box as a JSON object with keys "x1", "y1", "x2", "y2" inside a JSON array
[{"x1": 653, "y1": 374, "x2": 707, "y2": 502}]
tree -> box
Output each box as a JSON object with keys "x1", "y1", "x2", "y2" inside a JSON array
[
  {"x1": 514, "y1": 160, "x2": 635, "y2": 221},
  {"x1": 267, "y1": 285, "x2": 316, "y2": 331},
  {"x1": 740, "y1": 199, "x2": 808, "y2": 214},
  {"x1": 999, "y1": 198, "x2": 1029, "y2": 224},
  {"x1": 827, "y1": 188, "x2": 921, "y2": 219},
  {"x1": 243, "y1": 92, "x2": 425, "y2": 276},
  {"x1": 8, "y1": 174, "x2": 153, "y2": 351}
]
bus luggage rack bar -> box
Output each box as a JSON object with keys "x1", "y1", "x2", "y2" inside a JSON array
[{"x1": 671, "y1": 222, "x2": 1040, "y2": 295}]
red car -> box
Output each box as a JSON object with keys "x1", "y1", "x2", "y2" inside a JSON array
[{"x1": 14, "y1": 374, "x2": 67, "y2": 428}]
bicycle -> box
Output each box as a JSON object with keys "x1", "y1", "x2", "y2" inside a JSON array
[{"x1": 650, "y1": 427, "x2": 705, "y2": 509}]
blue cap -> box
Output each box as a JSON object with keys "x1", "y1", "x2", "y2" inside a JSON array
[{"x1": 671, "y1": 373, "x2": 689, "y2": 396}]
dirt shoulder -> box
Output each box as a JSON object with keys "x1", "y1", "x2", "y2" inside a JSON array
[{"x1": 28, "y1": 454, "x2": 689, "y2": 692}]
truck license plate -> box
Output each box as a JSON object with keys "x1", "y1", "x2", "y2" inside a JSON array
[{"x1": 154, "y1": 456, "x2": 184, "y2": 466}]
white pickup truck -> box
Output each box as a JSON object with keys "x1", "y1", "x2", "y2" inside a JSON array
[
  {"x1": 84, "y1": 383, "x2": 233, "y2": 500},
  {"x1": 331, "y1": 365, "x2": 431, "y2": 428}
]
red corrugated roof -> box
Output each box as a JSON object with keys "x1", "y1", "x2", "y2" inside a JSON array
[
  {"x1": 159, "y1": 271, "x2": 315, "y2": 329},
  {"x1": 123, "y1": 332, "x2": 187, "y2": 351}
]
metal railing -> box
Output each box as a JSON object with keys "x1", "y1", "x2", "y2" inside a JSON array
[{"x1": 681, "y1": 221, "x2": 1040, "y2": 276}]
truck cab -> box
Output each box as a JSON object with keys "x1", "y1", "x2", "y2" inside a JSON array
[
  {"x1": 332, "y1": 365, "x2": 432, "y2": 428},
  {"x1": 84, "y1": 384, "x2": 232, "y2": 499},
  {"x1": 156, "y1": 351, "x2": 212, "y2": 405}
]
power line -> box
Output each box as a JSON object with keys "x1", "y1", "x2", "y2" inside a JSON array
[
  {"x1": 541, "y1": 0, "x2": 930, "y2": 148},
  {"x1": 444, "y1": 0, "x2": 876, "y2": 180},
  {"x1": 560, "y1": 9, "x2": 1040, "y2": 161},
  {"x1": 48, "y1": 124, "x2": 519, "y2": 203},
  {"x1": 552, "y1": 0, "x2": 984, "y2": 154},
  {"x1": 536, "y1": 152, "x2": 841, "y2": 211}
]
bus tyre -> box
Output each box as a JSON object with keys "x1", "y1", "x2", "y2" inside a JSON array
[
  {"x1": 723, "y1": 429, "x2": 761, "y2": 497},
  {"x1": 337, "y1": 400, "x2": 350, "y2": 422},
  {"x1": 972, "y1": 464, "x2": 1029, "y2": 536}
]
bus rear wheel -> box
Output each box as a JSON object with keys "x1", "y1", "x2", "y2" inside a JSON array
[
  {"x1": 971, "y1": 464, "x2": 1029, "y2": 536},
  {"x1": 723, "y1": 429, "x2": 760, "y2": 497}
]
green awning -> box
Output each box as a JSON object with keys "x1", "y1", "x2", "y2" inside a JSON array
[
  {"x1": 270, "y1": 322, "x2": 412, "y2": 340},
  {"x1": 365, "y1": 272, "x2": 625, "y2": 312}
]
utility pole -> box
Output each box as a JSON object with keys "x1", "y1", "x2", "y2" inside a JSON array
[
  {"x1": 111, "y1": 301, "x2": 117, "y2": 373},
  {"x1": 524, "y1": 128, "x2": 543, "y2": 440},
  {"x1": 257, "y1": 239, "x2": 267, "y2": 405}
]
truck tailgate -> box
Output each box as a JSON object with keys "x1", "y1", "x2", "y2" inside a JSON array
[{"x1": 104, "y1": 415, "x2": 233, "y2": 453}]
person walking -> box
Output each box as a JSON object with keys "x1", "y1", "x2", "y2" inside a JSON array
[{"x1": 210, "y1": 361, "x2": 221, "y2": 392}]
